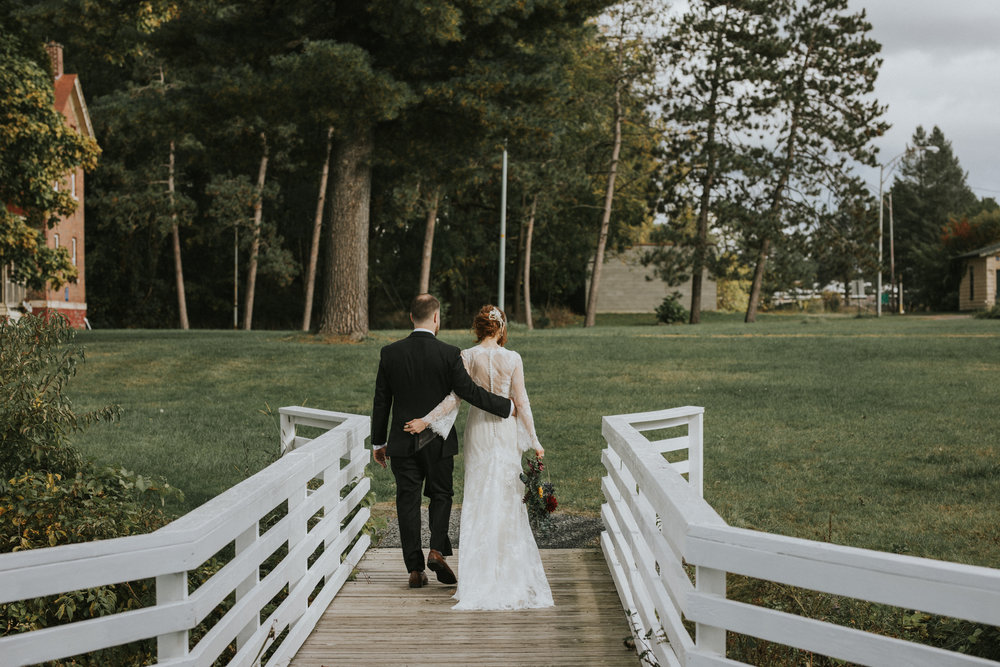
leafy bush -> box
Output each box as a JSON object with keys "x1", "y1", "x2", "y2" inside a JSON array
[
  {"x1": 536, "y1": 304, "x2": 580, "y2": 329},
  {"x1": 655, "y1": 293, "x2": 689, "y2": 324},
  {"x1": 0, "y1": 315, "x2": 181, "y2": 664},
  {"x1": 0, "y1": 314, "x2": 120, "y2": 479}
]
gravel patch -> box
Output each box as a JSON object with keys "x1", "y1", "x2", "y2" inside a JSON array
[{"x1": 371, "y1": 504, "x2": 604, "y2": 550}]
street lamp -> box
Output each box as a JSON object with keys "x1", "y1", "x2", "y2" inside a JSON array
[{"x1": 876, "y1": 144, "x2": 937, "y2": 316}]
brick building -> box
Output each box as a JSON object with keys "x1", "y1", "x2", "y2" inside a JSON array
[{"x1": 21, "y1": 43, "x2": 93, "y2": 328}]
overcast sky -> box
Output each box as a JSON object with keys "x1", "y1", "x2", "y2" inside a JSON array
[{"x1": 848, "y1": 0, "x2": 1000, "y2": 200}]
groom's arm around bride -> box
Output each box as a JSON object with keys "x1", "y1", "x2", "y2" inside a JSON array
[{"x1": 371, "y1": 294, "x2": 512, "y2": 467}]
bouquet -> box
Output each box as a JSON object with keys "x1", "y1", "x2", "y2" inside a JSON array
[{"x1": 520, "y1": 454, "x2": 557, "y2": 536}]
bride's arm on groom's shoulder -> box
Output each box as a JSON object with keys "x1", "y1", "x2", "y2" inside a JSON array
[{"x1": 511, "y1": 354, "x2": 543, "y2": 457}]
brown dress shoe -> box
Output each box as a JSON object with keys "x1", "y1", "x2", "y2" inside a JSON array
[
  {"x1": 408, "y1": 570, "x2": 428, "y2": 588},
  {"x1": 426, "y1": 549, "x2": 457, "y2": 585}
]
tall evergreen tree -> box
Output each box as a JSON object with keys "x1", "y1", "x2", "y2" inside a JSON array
[
  {"x1": 583, "y1": 0, "x2": 663, "y2": 327},
  {"x1": 890, "y1": 125, "x2": 981, "y2": 310},
  {"x1": 655, "y1": 0, "x2": 780, "y2": 323},
  {"x1": 742, "y1": 0, "x2": 887, "y2": 322}
]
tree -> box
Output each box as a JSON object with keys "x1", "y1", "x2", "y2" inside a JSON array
[
  {"x1": 812, "y1": 182, "x2": 878, "y2": 301},
  {"x1": 302, "y1": 126, "x2": 333, "y2": 331},
  {"x1": 0, "y1": 33, "x2": 99, "y2": 290},
  {"x1": 301, "y1": 0, "x2": 614, "y2": 338},
  {"x1": 655, "y1": 0, "x2": 780, "y2": 323},
  {"x1": 584, "y1": 0, "x2": 663, "y2": 327},
  {"x1": 890, "y1": 125, "x2": 981, "y2": 310},
  {"x1": 742, "y1": 0, "x2": 887, "y2": 322}
]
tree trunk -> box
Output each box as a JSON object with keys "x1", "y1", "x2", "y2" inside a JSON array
[
  {"x1": 302, "y1": 126, "x2": 334, "y2": 332},
  {"x1": 523, "y1": 194, "x2": 537, "y2": 330},
  {"x1": 744, "y1": 35, "x2": 813, "y2": 324},
  {"x1": 319, "y1": 128, "x2": 372, "y2": 340},
  {"x1": 584, "y1": 50, "x2": 625, "y2": 328},
  {"x1": 691, "y1": 128, "x2": 717, "y2": 325},
  {"x1": 168, "y1": 140, "x2": 189, "y2": 330},
  {"x1": 690, "y1": 16, "x2": 730, "y2": 325},
  {"x1": 744, "y1": 236, "x2": 771, "y2": 322},
  {"x1": 418, "y1": 185, "x2": 440, "y2": 294},
  {"x1": 243, "y1": 132, "x2": 269, "y2": 331},
  {"x1": 513, "y1": 193, "x2": 527, "y2": 322}
]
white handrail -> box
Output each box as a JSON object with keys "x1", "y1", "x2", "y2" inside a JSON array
[
  {"x1": 601, "y1": 407, "x2": 1000, "y2": 667},
  {"x1": 0, "y1": 407, "x2": 371, "y2": 667}
]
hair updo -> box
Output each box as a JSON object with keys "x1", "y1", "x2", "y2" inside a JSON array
[{"x1": 472, "y1": 304, "x2": 507, "y2": 346}]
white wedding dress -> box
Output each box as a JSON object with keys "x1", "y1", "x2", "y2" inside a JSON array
[{"x1": 422, "y1": 344, "x2": 554, "y2": 611}]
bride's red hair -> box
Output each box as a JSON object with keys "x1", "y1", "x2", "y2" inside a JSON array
[{"x1": 472, "y1": 304, "x2": 507, "y2": 346}]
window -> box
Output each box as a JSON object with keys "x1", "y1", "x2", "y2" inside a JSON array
[
  {"x1": 72, "y1": 237, "x2": 77, "y2": 266},
  {"x1": 71, "y1": 172, "x2": 77, "y2": 200},
  {"x1": 969, "y1": 266, "x2": 975, "y2": 300},
  {"x1": 53, "y1": 233, "x2": 60, "y2": 248}
]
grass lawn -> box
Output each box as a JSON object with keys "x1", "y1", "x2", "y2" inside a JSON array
[{"x1": 69, "y1": 312, "x2": 1000, "y2": 570}]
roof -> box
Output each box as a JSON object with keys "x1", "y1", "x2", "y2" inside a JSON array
[
  {"x1": 53, "y1": 74, "x2": 95, "y2": 140},
  {"x1": 957, "y1": 240, "x2": 1000, "y2": 259}
]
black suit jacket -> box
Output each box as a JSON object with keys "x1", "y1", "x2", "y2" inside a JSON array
[{"x1": 371, "y1": 331, "x2": 512, "y2": 458}]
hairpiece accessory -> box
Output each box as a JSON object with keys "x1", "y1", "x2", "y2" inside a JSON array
[{"x1": 488, "y1": 307, "x2": 505, "y2": 328}]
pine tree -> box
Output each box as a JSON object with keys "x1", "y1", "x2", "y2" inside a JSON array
[
  {"x1": 742, "y1": 0, "x2": 887, "y2": 322},
  {"x1": 890, "y1": 125, "x2": 981, "y2": 310},
  {"x1": 655, "y1": 0, "x2": 781, "y2": 323}
]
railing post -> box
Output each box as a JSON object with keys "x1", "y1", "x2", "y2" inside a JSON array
[
  {"x1": 156, "y1": 571, "x2": 189, "y2": 660},
  {"x1": 280, "y1": 411, "x2": 295, "y2": 455},
  {"x1": 235, "y1": 521, "x2": 260, "y2": 649},
  {"x1": 695, "y1": 565, "x2": 726, "y2": 656},
  {"x1": 689, "y1": 410, "x2": 704, "y2": 498},
  {"x1": 286, "y1": 482, "x2": 309, "y2": 630}
]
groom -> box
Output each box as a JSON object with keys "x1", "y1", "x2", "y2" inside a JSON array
[{"x1": 371, "y1": 293, "x2": 513, "y2": 588}]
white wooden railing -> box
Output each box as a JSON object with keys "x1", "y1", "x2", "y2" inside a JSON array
[
  {"x1": 0, "y1": 406, "x2": 371, "y2": 667},
  {"x1": 601, "y1": 406, "x2": 1000, "y2": 667}
]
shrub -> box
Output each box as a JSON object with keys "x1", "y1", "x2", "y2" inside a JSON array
[
  {"x1": 536, "y1": 304, "x2": 580, "y2": 329},
  {"x1": 821, "y1": 290, "x2": 842, "y2": 313},
  {"x1": 0, "y1": 314, "x2": 181, "y2": 664},
  {"x1": 655, "y1": 293, "x2": 689, "y2": 325},
  {"x1": 975, "y1": 304, "x2": 1000, "y2": 319},
  {"x1": 0, "y1": 314, "x2": 120, "y2": 479}
]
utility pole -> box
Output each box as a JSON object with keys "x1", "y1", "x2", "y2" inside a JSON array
[{"x1": 498, "y1": 145, "x2": 508, "y2": 310}]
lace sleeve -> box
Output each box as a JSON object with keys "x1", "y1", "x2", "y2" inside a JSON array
[
  {"x1": 511, "y1": 353, "x2": 542, "y2": 453},
  {"x1": 423, "y1": 391, "x2": 459, "y2": 439},
  {"x1": 421, "y1": 349, "x2": 470, "y2": 438}
]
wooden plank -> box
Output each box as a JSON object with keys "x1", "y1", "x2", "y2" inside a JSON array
[
  {"x1": 653, "y1": 435, "x2": 689, "y2": 453},
  {"x1": 687, "y1": 524, "x2": 1000, "y2": 626},
  {"x1": 289, "y1": 549, "x2": 639, "y2": 666},
  {"x1": 686, "y1": 593, "x2": 999, "y2": 667},
  {"x1": 605, "y1": 406, "x2": 704, "y2": 433}
]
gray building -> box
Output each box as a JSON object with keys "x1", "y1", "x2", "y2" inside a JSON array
[{"x1": 589, "y1": 245, "x2": 716, "y2": 313}]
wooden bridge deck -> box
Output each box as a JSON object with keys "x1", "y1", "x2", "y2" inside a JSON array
[{"x1": 291, "y1": 548, "x2": 639, "y2": 666}]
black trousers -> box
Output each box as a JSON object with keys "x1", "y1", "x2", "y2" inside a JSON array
[{"x1": 390, "y1": 444, "x2": 454, "y2": 573}]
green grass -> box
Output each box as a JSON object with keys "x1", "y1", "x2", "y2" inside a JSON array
[{"x1": 69, "y1": 313, "x2": 1000, "y2": 570}]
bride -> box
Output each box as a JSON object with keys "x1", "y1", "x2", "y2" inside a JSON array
[{"x1": 404, "y1": 305, "x2": 553, "y2": 611}]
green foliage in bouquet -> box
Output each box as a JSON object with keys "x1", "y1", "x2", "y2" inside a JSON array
[{"x1": 520, "y1": 454, "x2": 557, "y2": 536}]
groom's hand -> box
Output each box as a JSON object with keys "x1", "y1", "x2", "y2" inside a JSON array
[{"x1": 373, "y1": 447, "x2": 388, "y2": 468}]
